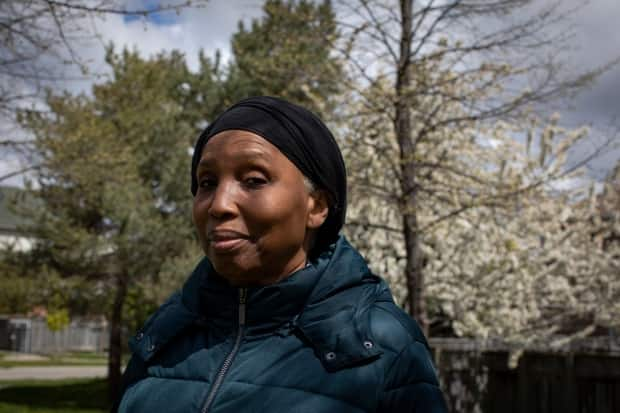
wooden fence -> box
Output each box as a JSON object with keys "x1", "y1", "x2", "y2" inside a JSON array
[{"x1": 430, "y1": 338, "x2": 620, "y2": 413}]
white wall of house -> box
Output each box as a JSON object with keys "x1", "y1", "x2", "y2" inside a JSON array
[{"x1": 0, "y1": 233, "x2": 34, "y2": 252}]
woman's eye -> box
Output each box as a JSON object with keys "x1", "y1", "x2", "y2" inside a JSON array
[
  {"x1": 244, "y1": 176, "x2": 267, "y2": 188},
  {"x1": 199, "y1": 177, "x2": 217, "y2": 189}
]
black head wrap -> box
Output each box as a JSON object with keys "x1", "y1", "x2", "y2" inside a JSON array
[{"x1": 191, "y1": 96, "x2": 347, "y2": 251}]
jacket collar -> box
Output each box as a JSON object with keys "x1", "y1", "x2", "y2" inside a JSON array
[
  {"x1": 196, "y1": 260, "x2": 322, "y2": 337},
  {"x1": 296, "y1": 237, "x2": 384, "y2": 371},
  {"x1": 130, "y1": 236, "x2": 384, "y2": 371}
]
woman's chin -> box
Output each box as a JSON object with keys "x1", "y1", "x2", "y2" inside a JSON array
[{"x1": 210, "y1": 259, "x2": 259, "y2": 285}]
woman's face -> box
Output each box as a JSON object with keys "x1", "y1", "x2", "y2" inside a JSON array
[{"x1": 193, "y1": 130, "x2": 327, "y2": 285}]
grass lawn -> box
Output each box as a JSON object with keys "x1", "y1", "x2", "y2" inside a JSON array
[
  {"x1": 0, "y1": 378, "x2": 108, "y2": 413},
  {"x1": 0, "y1": 352, "x2": 108, "y2": 368}
]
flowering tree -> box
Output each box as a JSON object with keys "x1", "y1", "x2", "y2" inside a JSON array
[
  {"x1": 340, "y1": 69, "x2": 619, "y2": 347},
  {"x1": 335, "y1": 0, "x2": 615, "y2": 336},
  {"x1": 425, "y1": 160, "x2": 620, "y2": 349}
]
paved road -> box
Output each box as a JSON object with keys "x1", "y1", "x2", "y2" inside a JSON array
[{"x1": 0, "y1": 366, "x2": 107, "y2": 381}]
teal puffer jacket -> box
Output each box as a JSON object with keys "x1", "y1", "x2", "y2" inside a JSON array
[{"x1": 116, "y1": 237, "x2": 447, "y2": 412}]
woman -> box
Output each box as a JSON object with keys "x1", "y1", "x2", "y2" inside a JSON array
[{"x1": 115, "y1": 96, "x2": 447, "y2": 412}]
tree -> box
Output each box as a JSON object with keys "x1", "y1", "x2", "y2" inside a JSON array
[
  {"x1": 421, "y1": 130, "x2": 620, "y2": 353},
  {"x1": 0, "y1": 0, "x2": 208, "y2": 111},
  {"x1": 18, "y1": 48, "x2": 202, "y2": 402},
  {"x1": 223, "y1": 0, "x2": 343, "y2": 118},
  {"x1": 342, "y1": 72, "x2": 620, "y2": 350},
  {"x1": 11, "y1": 1, "x2": 347, "y2": 400},
  {"x1": 336, "y1": 0, "x2": 616, "y2": 335},
  {"x1": 0, "y1": 0, "x2": 209, "y2": 180}
]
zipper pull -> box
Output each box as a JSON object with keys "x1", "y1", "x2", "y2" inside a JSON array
[
  {"x1": 238, "y1": 288, "x2": 247, "y2": 326},
  {"x1": 288, "y1": 314, "x2": 300, "y2": 334},
  {"x1": 275, "y1": 314, "x2": 300, "y2": 337}
]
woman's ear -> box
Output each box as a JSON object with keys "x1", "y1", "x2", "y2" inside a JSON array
[{"x1": 307, "y1": 190, "x2": 329, "y2": 229}]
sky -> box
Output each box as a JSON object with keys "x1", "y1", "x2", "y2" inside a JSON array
[
  {"x1": 556, "y1": 0, "x2": 620, "y2": 181},
  {"x1": 62, "y1": 0, "x2": 264, "y2": 91},
  {"x1": 1, "y1": 0, "x2": 619, "y2": 186}
]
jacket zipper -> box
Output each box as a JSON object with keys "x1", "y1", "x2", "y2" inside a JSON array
[{"x1": 201, "y1": 287, "x2": 247, "y2": 413}]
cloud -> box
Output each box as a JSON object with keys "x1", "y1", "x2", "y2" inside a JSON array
[
  {"x1": 567, "y1": 123, "x2": 620, "y2": 181},
  {"x1": 53, "y1": 0, "x2": 264, "y2": 96},
  {"x1": 0, "y1": 156, "x2": 30, "y2": 187},
  {"x1": 98, "y1": 0, "x2": 262, "y2": 69},
  {"x1": 547, "y1": 175, "x2": 604, "y2": 196},
  {"x1": 559, "y1": 0, "x2": 620, "y2": 127}
]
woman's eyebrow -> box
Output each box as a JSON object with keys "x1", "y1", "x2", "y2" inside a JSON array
[
  {"x1": 198, "y1": 150, "x2": 271, "y2": 167},
  {"x1": 196, "y1": 158, "x2": 213, "y2": 170}
]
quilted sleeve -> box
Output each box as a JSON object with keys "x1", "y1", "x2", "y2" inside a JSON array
[{"x1": 377, "y1": 339, "x2": 448, "y2": 413}]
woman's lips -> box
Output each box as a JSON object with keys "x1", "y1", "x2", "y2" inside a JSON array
[
  {"x1": 208, "y1": 230, "x2": 249, "y2": 253},
  {"x1": 210, "y1": 237, "x2": 247, "y2": 253}
]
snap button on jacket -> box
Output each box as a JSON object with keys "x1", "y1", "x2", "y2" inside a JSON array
[{"x1": 115, "y1": 237, "x2": 447, "y2": 412}]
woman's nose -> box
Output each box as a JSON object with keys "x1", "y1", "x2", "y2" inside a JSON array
[{"x1": 208, "y1": 180, "x2": 238, "y2": 219}]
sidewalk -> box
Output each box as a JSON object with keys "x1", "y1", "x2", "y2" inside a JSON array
[{"x1": 0, "y1": 366, "x2": 107, "y2": 381}]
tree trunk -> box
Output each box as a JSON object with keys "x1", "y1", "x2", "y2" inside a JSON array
[
  {"x1": 108, "y1": 273, "x2": 127, "y2": 404},
  {"x1": 395, "y1": 0, "x2": 428, "y2": 335}
]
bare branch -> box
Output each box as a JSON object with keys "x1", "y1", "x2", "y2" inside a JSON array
[{"x1": 0, "y1": 164, "x2": 40, "y2": 183}]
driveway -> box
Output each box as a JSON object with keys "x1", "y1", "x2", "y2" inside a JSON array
[{"x1": 0, "y1": 366, "x2": 107, "y2": 381}]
